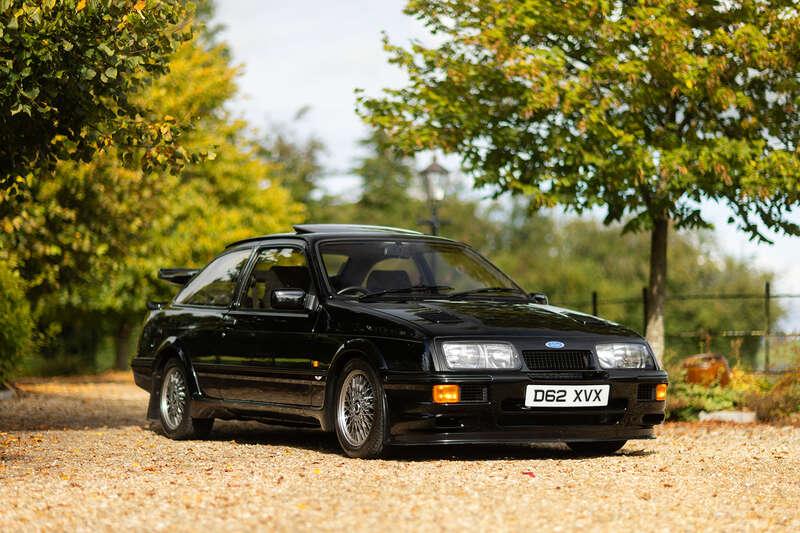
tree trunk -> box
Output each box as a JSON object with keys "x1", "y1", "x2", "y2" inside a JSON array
[
  {"x1": 114, "y1": 321, "x2": 133, "y2": 370},
  {"x1": 646, "y1": 218, "x2": 669, "y2": 362}
]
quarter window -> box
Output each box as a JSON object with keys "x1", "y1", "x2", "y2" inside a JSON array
[{"x1": 175, "y1": 249, "x2": 251, "y2": 307}]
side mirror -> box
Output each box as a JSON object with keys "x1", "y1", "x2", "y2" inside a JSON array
[
  {"x1": 147, "y1": 301, "x2": 166, "y2": 311},
  {"x1": 271, "y1": 289, "x2": 308, "y2": 311},
  {"x1": 529, "y1": 292, "x2": 549, "y2": 305}
]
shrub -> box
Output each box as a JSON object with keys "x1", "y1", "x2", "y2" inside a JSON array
[
  {"x1": 0, "y1": 261, "x2": 34, "y2": 385},
  {"x1": 665, "y1": 366, "x2": 771, "y2": 421},
  {"x1": 747, "y1": 371, "x2": 800, "y2": 422},
  {"x1": 666, "y1": 380, "x2": 742, "y2": 421}
]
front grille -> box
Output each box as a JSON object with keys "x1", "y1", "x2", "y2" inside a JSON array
[
  {"x1": 460, "y1": 384, "x2": 488, "y2": 402},
  {"x1": 522, "y1": 350, "x2": 592, "y2": 371},
  {"x1": 637, "y1": 383, "x2": 656, "y2": 400}
]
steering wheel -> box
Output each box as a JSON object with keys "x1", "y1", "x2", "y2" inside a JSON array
[{"x1": 337, "y1": 286, "x2": 370, "y2": 296}]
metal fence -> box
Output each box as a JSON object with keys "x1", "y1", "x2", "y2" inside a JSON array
[{"x1": 558, "y1": 282, "x2": 800, "y2": 372}]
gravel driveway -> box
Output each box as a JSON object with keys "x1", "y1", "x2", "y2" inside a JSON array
[{"x1": 1, "y1": 373, "x2": 798, "y2": 532}]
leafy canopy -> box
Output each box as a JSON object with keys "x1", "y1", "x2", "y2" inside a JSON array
[
  {"x1": 0, "y1": 0, "x2": 193, "y2": 199},
  {"x1": 2, "y1": 36, "x2": 305, "y2": 371},
  {"x1": 359, "y1": 0, "x2": 800, "y2": 239}
]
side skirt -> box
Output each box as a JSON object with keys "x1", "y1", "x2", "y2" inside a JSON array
[{"x1": 189, "y1": 396, "x2": 326, "y2": 429}]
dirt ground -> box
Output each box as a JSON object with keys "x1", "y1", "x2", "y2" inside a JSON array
[{"x1": 1, "y1": 373, "x2": 798, "y2": 532}]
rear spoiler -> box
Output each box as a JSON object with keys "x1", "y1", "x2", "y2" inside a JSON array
[{"x1": 158, "y1": 268, "x2": 199, "y2": 286}]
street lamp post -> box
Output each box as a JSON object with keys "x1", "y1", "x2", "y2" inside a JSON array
[{"x1": 419, "y1": 156, "x2": 449, "y2": 236}]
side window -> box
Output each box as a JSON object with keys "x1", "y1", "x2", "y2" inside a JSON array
[
  {"x1": 241, "y1": 247, "x2": 311, "y2": 310},
  {"x1": 175, "y1": 249, "x2": 252, "y2": 307},
  {"x1": 364, "y1": 257, "x2": 421, "y2": 292}
]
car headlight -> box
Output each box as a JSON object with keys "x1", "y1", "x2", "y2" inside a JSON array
[
  {"x1": 441, "y1": 341, "x2": 522, "y2": 370},
  {"x1": 595, "y1": 343, "x2": 655, "y2": 369}
]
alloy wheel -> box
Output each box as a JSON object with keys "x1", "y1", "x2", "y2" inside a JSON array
[
  {"x1": 337, "y1": 370, "x2": 376, "y2": 447},
  {"x1": 160, "y1": 366, "x2": 187, "y2": 431}
]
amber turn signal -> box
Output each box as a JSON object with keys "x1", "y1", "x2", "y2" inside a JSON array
[
  {"x1": 432, "y1": 384, "x2": 461, "y2": 404},
  {"x1": 655, "y1": 383, "x2": 668, "y2": 401}
]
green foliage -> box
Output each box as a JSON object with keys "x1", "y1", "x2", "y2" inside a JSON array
[
  {"x1": 0, "y1": 0, "x2": 194, "y2": 199},
  {"x1": 360, "y1": 1, "x2": 800, "y2": 358},
  {"x1": 666, "y1": 380, "x2": 741, "y2": 421},
  {"x1": 360, "y1": 0, "x2": 800, "y2": 241},
  {"x1": 0, "y1": 259, "x2": 33, "y2": 383},
  {"x1": 748, "y1": 371, "x2": 800, "y2": 422},
  {"x1": 666, "y1": 366, "x2": 773, "y2": 421},
  {"x1": 2, "y1": 33, "x2": 305, "y2": 373}
]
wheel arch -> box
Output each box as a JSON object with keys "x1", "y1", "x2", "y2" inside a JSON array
[
  {"x1": 146, "y1": 339, "x2": 201, "y2": 419},
  {"x1": 321, "y1": 339, "x2": 387, "y2": 432}
]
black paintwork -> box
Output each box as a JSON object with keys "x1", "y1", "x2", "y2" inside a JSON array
[{"x1": 132, "y1": 225, "x2": 668, "y2": 445}]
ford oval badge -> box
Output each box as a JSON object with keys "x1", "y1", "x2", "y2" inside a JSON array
[{"x1": 545, "y1": 341, "x2": 565, "y2": 349}]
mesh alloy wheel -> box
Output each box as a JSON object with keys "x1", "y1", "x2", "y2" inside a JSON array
[
  {"x1": 337, "y1": 370, "x2": 376, "y2": 447},
  {"x1": 333, "y1": 359, "x2": 388, "y2": 458},
  {"x1": 160, "y1": 365, "x2": 187, "y2": 431},
  {"x1": 157, "y1": 359, "x2": 214, "y2": 440}
]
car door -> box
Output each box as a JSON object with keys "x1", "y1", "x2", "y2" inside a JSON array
[
  {"x1": 220, "y1": 244, "x2": 320, "y2": 406},
  {"x1": 171, "y1": 248, "x2": 253, "y2": 399}
]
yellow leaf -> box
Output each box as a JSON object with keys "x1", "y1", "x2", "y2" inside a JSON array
[
  {"x1": 134, "y1": 0, "x2": 146, "y2": 11},
  {"x1": 76, "y1": 0, "x2": 86, "y2": 12},
  {"x1": 685, "y1": 79, "x2": 693, "y2": 90}
]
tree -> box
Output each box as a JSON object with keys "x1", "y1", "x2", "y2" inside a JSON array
[
  {"x1": 359, "y1": 0, "x2": 800, "y2": 359},
  {"x1": 3, "y1": 35, "x2": 305, "y2": 373},
  {"x1": 259, "y1": 109, "x2": 327, "y2": 208},
  {"x1": 0, "y1": 0, "x2": 193, "y2": 200},
  {"x1": 491, "y1": 212, "x2": 776, "y2": 365}
]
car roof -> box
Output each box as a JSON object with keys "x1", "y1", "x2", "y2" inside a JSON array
[{"x1": 225, "y1": 224, "x2": 455, "y2": 249}]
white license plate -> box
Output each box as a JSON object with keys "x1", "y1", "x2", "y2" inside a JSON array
[{"x1": 524, "y1": 384, "x2": 610, "y2": 407}]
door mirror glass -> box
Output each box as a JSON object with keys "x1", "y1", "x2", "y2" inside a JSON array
[{"x1": 271, "y1": 289, "x2": 307, "y2": 310}]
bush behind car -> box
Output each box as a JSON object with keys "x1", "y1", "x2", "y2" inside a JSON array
[{"x1": 0, "y1": 260, "x2": 35, "y2": 385}]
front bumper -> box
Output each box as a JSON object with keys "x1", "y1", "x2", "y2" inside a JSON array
[{"x1": 383, "y1": 370, "x2": 668, "y2": 445}]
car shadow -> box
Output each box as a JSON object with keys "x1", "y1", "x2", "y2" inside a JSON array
[{"x1": 204, "y1": 421, "x2": 657, "y2": 461}]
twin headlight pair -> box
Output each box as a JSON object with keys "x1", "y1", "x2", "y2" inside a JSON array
[{"x1": 440, "y1": 341, "x2": 655, "y2": 370}]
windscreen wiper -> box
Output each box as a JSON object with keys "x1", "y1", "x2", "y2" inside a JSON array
[
  {"x1": 448, "y1": 286, "x2": 525, "y2": 298},
  {"x1": 358, "y1": 285, "x2": 454, "y2": 301}
]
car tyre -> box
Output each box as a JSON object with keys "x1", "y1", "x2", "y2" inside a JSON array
[
  {"x1": 158, "y1": 358, "x2": 214, "y2": 440},
  {"x1": 334, "y1": 358, "x2": 388, "y2": 459},
  {"x1": 566, "y1": 440, "x2": 627, "y2": 455}
]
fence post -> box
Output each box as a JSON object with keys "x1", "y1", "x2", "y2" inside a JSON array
[
  {"x1": 591, "y1": 291, "x2": 598, "y2": 316},
  {"x1": 642, "y1": 286, "x2": 648, "y2": 336},
  {"x1": 765, "y1": 281, "x2": 771, "y2": 372}
]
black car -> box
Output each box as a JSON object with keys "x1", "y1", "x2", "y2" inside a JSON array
[{"x1": 132, "y1": 224, "x2": 668, "y2": 458}]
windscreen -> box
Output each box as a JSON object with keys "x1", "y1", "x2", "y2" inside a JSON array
[{"x1": 319, "y1": 240, "x2": 524, "y2": 298}]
